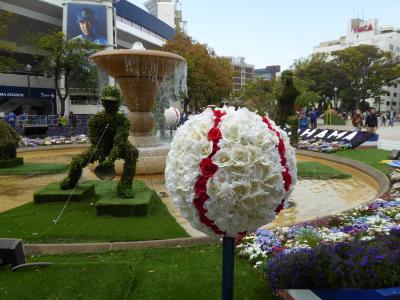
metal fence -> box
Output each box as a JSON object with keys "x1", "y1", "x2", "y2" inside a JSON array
[{"x1": 12, "y1": 115, "x2": 92, "y2": 127}]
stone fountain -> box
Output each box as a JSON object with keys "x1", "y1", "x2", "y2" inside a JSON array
[{"x1": 89, "y1": 43, "x2": 187, "y2": 174}]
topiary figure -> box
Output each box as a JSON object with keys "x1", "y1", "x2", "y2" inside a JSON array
[
  {"x1": 60, "y1": 86, "x2": 139, "y2": 198},
  {"x1": 0, "y1": 121, "x2": 22, "y2": 168},
  {"x1": 275, "y1": 70, "x2": 300, "y2": 147}
]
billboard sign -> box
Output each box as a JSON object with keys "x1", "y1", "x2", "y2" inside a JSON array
[
  {"x1": 284, "y1": 128, "x2": 374, "y2": 148},
  {"x1": 66, "y1": 3, "x2": 108, "y2": 46},
  {"x1": 353, "y1": 24, "x2": 373, "y2": 33},
  {"x1": 0, "y1": 86, "x2": 56, "y2": 100}
]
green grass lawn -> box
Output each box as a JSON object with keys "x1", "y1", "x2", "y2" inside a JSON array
[
  {"x1": 0, "y1": 181, "x2": 188, "y2": 243},
  {"x1": 0, "y1": 163, "x2": 68, "y2": 175},
  {"x1": 297, "y1": 162, "x2": 351, "y2": 179},
  {"x1": 333, "y1": 148, "x2": 391, "y2": 175},
  {"x1": 0, "y1": 245, "x2": 276, "y2": 300}
]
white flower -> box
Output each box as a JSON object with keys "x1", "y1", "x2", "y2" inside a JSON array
[
  {"x1": 221, "y1": 123, "x2": 241, "y2": 144},
  {"x1": 199, "y1": 141, "x2": 213, "y2": 158},
  {"x1": 213, "y1": 148, "x2": 233, "y2": 167},
  {"x1": 248, "y1": 146, "x2": 262, "y2": 163},
  {"x1": 231, "y1": 145, "x2": 250, "y2": 166}
]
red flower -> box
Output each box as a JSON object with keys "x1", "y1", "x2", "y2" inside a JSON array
[
  {"x1": 283, "y1": 171, "x2": 292, "y2": 191},
  {"x1": 194, "y1": 197, "x2": 207, "y2": 214},
  {"x1": 209, "y1": 143, "x2": 220, "y2": 157},
  {"x1": 278, "y1": 140, "x2": 286, "y2": 156},
  {"x1": 199, "y1": 158, "x2": 218, "y2": 177},
  {"x1": 208, "y1": 127, "x2": 222, "y2": 141},
  {"x1": 273, "y1": 245, "x2": 283, "y2": 252},
  {"x1": 194, "y1": 177, "x2": 208, "y2": 195},
  {"x1": 214, "y1": 117, "x2": 221, "y2": 127},
  {"x1": 275, "y1": 200, "x2": 285, "y2": 213},
  {"x1": 213, "y1": 110, "x2": 225, "y2": 118}
]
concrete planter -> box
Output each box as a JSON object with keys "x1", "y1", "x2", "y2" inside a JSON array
[{"x1": 278, "y1": 287, "x2": 400, "y2": 300}]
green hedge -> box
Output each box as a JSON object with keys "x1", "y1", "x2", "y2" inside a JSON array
[
  {"x1": 34, "y1": 182, "x2": 95, "y2": 203},
  {"x1": 96, "y1": 181, "x2": 155, "y2": 217},
  {"x1": 0, "y1": 157, "x2": 24, "y2": 168},
  {"x1": 0, "y1": 122, "x2": 20, "y2": 161}
]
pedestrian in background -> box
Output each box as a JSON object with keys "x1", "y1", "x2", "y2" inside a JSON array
[
  {"x1": 310, "y1": 108, "x2": 319, "y2": 129},
  {"x1": 352, "y1": 109, "x2": 363, "y2": 131},
  {"x1": 389, "y1": 109, "x2": 396, "y2": 127},
  {"x1": 69, "y1": 111, "x2": 77, "y2": 127},
  {"x1": 298, "y1": 111, "x2": 309, "y2": 130},
  {"x1": 6, "y1": 111, "x2": 16, "y2": 127},
  {"x1": 58, "y1": 113, "x2": 67, "y2": 127},
  {"x1": 365, "y1": 108, "x2": 378, "y2": 133},
  {"x1": 380, "y1": 112, "x2": 386, "y2": 126}
]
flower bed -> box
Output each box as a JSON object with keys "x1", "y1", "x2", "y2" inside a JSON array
[
  {"x1": 267, "y1": 229, "x2": 400, "y2": 289},
  {"x1": 20, "y1": 135, "x2": 88, "y2": 147},
  {"x1": 297, "y1": 138, "x2": 352, "y2": 153},
  {"x1": 238, "y1": 185, "x2": 400, "y2": 270}
]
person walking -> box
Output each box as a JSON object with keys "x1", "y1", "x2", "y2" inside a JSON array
[
  {"x1": 380, "y1": 112, "x2": 386, "y2": 127},
  {"x1": 389, "y1": 109, "x2": 396, "y2": 127},
  {"x1": 310, "y1": 108, "x2": 319, "y2": 129},
  {"x1": 352, "y1": 109, "x2": 364, "y2": 131},
  {"x1": 5, "y1": 111, "x2": 16, "y2": 127},
  {"x1": 69, "y1": 111, "x2": 77, "y2": 127},
  {"x1": 298, "y1": 111, "x2": 309, "y2": 130},
  {"x1": 58, "y1": 113, "x2": 67, "y2": 127},
  {"x1": 365, "y1": 108, "x2": 378, "y2": 133}
]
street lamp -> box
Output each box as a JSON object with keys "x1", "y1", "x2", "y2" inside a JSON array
[
  {"x1": 333, "y1": 87, "x2": 338, "y2": 110},
  {"x1": 25, "y1": 64, "x2": 32, "y2": 102}
]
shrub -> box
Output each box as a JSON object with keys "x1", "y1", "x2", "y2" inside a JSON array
[
  {"x1": 266, "y1": 229, "x2": 400, "y2": 290},
  {"x1": 0, "y1": 121, "x2": 20, "y2": 161}
]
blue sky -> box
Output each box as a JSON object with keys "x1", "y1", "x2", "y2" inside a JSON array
[{"x1": 129, "y1": 0, "x2": 400, "y2": 69}]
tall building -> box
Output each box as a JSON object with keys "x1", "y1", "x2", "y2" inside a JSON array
[
  {"x1": 0, "y1": 0, "x2": 176, "y2": 116},
  {"x1": 314, "y1": 18, "x2": 400, "y2": 112},
  {"x1": 230, "y1": 56, "x2": 255, "y2": 91},
  {"x1": 144, "y1": 0, "x2": 185, "y2": 30},
  {"x1": 255, "y1": 65, "x2": 281, "y2": 80}
]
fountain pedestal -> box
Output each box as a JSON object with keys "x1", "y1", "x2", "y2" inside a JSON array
[{"x1": 89, "y1": 48, "x2": 186, "y2": 174}]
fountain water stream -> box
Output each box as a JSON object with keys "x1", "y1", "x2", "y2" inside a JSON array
[{"x1": 89, "y1": 43, "x2": 187, "y2": 174}]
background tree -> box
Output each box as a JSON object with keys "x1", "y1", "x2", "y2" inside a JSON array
[
  {"x1": 292, "y1": 53, "x2": 347, "y2": 109},
  {"x1": 241, "y1": 78, "x2": 280, "y2": 116},
  {"x1": 295, "y1": 90, "x2": 321, "y2": 108},
  {"x1": 31, "y1": 31, "x2": 100, "y2": 114},
  {"x1": 332, "y1": 44, "x2": 400, "y2": 109},
  {"x1": 162, "y1": 31, "x2": 233, "y2": 110},
  {"x1": 0, "y1": 11, "x2": 22, "y2": 73}
]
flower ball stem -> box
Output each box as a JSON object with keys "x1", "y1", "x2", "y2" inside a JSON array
[{"x1": 222, "y1": 236, "x2": 235, "y2": 300}]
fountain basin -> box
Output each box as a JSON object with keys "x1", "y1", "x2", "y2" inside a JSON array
[
  {"x1": 89, "y1": 49, "x2": 186, "y2": 80},
  {"x1": 3, "y1": 147, "x2": 389, "y2": 227}
]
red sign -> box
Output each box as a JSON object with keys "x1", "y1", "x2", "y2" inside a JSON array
[{"x1": 353, "y1": 24, "x2": 373, "y2": 33}]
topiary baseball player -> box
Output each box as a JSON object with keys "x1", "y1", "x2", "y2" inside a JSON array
[
  {"x1": 60, "y1": 86, "x2": 139, "y2": 198},
  {"x1": 275, "y1": 70, "x2": 300, "y2": 147}
]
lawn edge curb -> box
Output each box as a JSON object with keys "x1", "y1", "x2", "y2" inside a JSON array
[{"x1": 24, "y1": 236, "x2": 216, "y2": 255}]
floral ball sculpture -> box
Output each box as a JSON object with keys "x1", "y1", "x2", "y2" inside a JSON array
[
  {"x1": 164, "y1": 107, "x2": 181, "y2": 127},
  {"x1": 165, "y1": 107, "x2": 297, "y2": 237}
]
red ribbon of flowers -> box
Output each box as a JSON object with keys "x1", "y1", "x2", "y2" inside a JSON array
[
  {"x1": 193, "y1": 110, "x2": 227, "y2": 235},
  {"x1": 262, "y1": 116, "x2": 293, "y2": 213}
]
